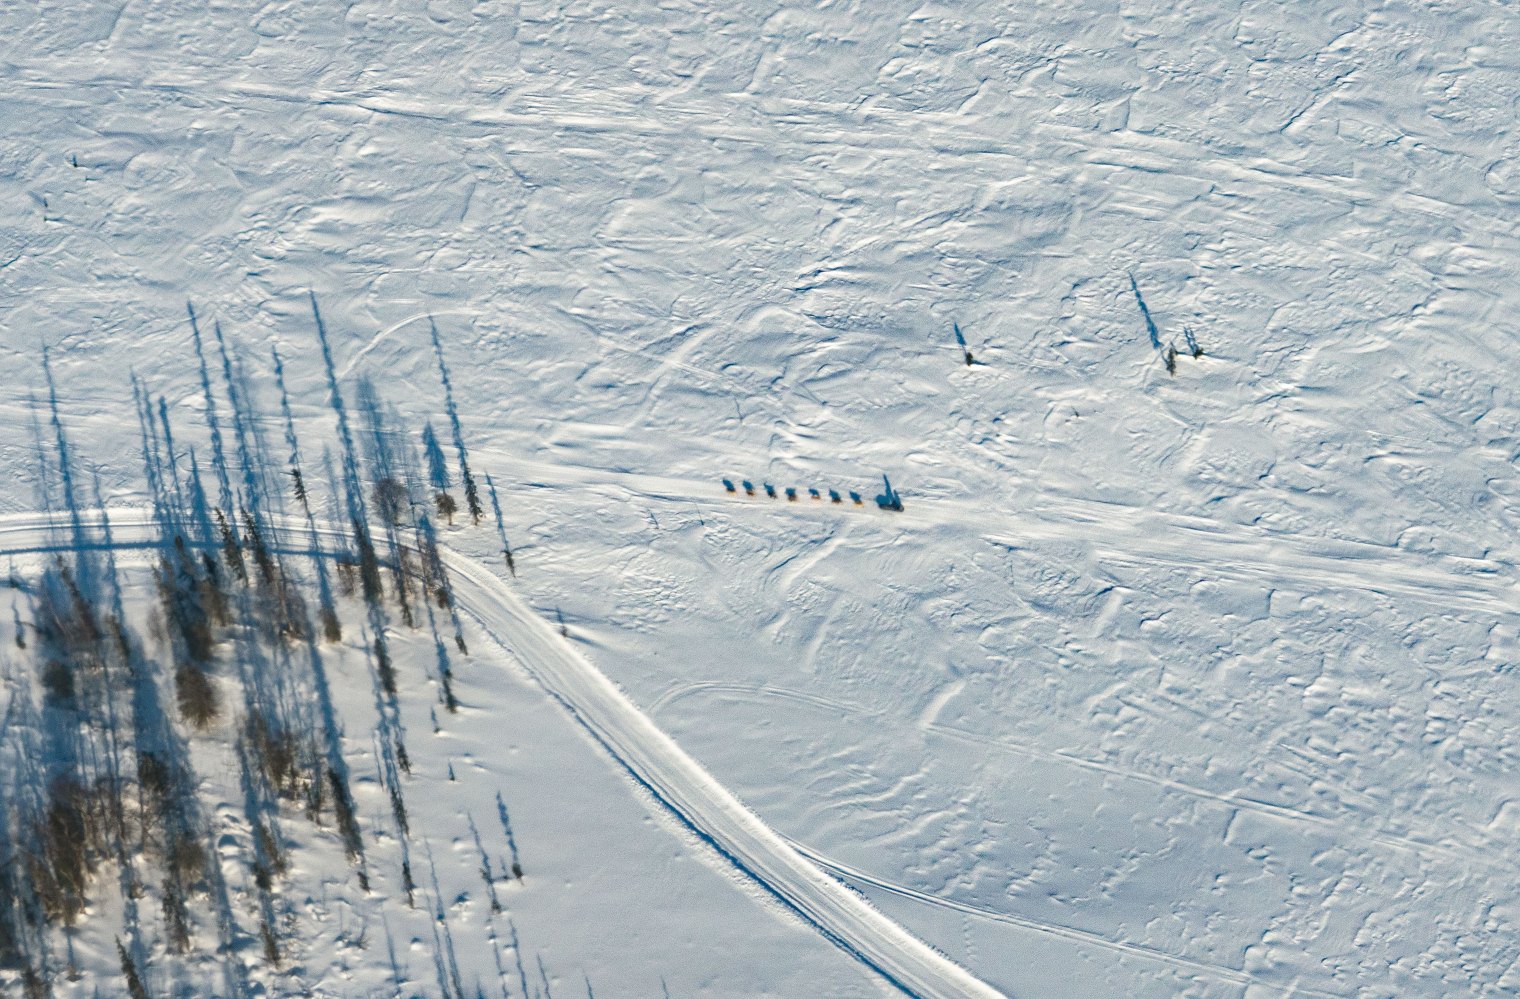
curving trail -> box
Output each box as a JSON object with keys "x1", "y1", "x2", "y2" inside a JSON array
[
  {"x1": 786, "y1": 841, "x2": 1349, "y2": 999},
  {"x1": 0, "y1": 510, "x2": 1003, "y2": 999}
]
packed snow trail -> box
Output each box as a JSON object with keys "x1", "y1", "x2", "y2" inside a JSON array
[
  {"x1": 468, "y1": 444, "x2": 1517, "y2": 617},
  {"x1": 0, "y1": 510, "x2": 1003, "y2": 999}
]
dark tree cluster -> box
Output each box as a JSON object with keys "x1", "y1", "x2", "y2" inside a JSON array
[{"x1": 0, "y1": 299, "x2": 526, "y2": 998}]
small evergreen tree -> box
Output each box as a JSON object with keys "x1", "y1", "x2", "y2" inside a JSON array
[{"x1": 117, "y1": 938, "x2": 151, "y2": 999}]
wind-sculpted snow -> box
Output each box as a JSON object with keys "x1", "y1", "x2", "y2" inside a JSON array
[
  {"x1": 0, "y1": 316, "x2": 949, "y2": 996},
  {"x1": 6, "y1": 1, "x2": 1520, "y2": 995},
  {"x1": 0, "y1": 511, "x2": 996, "y2": 998},
  {"x1": 428, "y1": 525, "x2": 1002, "y2": 999},
  {"x1": 0, "y1": 510, "x2": 913, "y2": 997}
]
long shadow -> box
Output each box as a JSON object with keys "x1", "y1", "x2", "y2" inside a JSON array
[
  {"x1": 273, "y1": 346, "x2": 348, "y2": 646},
  {"x1": 212, "y1": 319, "x2": 278, "y2": 530},
  {"x1": 354, "y1": 376, "x2": 423, "y2": 628},
  {"x1": 422, "y1": 422, "x2": 451, "y2": 496},
  {"x1": 424, "y1": 840, "x2": 467, "y2": 999},
  {"x1": 86, "y1": 475, "x2": 149, "y2": 974},
  {"x1": 297, "y1": 617, "x2": 367, "y2": 878},
  {"x1": 495, "y1": 791, "x2": 523, "y2": 880},
  {"x1": 485, "y1": 473, "x2": 514, "y2": 577},
  {"x1": 0, "y1": 680, "x2": 49, "y2": 976},
  {"x1": 131, "y1": 378, "x2": 170, "y2": 529},
  {"x1": 310, "y1": 298, "x2": 394, "y2": 756},
  {"x1": 429, "y1": 318, "x2": 482, "y2": 524},
  {"x1": 41, "y1": 349, "x2": 99, "y2": 600},
  {"x1": 952, "y1": 322, "x2": 973, "y2": 365},
  {"x1": 156, "y1": 397, "x2": 188, "y2": 516},
  {"x1": 1129, "y1": 273, "x2": 1163, "y2": 351},
  {"x1": 419, "y1": 533, "x2": 460, "y2": 713},
  {"x1": 465, "y1": 813, "x2": 502, "y2": 913},
  {"x1": 270, "y1": 348, "x2": 308, "y2": 509},
  {"x1": 182, "y1": 452, "x2": 221, "y2": 555},
  {"x1": 506, "y1": 919, "x2": 533, "y2": 999},
  {"x1": 187, "y1": 303, "x2": 236, "y2": 518},
  {"x1": 310, "y1": 294, "x2": 376, "y2": 558}
]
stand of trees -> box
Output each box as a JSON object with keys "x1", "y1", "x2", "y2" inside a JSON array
[{"x1": 0, "y1": 304, "x2": 527, "y2": 998}]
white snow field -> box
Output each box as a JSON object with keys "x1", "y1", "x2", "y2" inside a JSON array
[
  {"x1": 0, "y1": 511, "x2": 989, "y2": 998},
  {"x1": 4, "y1": 1, "x2": 1520, "y2": 997}
]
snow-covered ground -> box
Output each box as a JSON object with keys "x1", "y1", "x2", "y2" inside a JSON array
[
  {"x1": 0, "y1": 513, "x2": 931, "y2": 997},
  {"x1": 4, "y1": 2, "x2": 1520, "y2": 996}
]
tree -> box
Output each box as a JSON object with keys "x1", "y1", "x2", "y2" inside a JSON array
[
  {"x1": 175, "y1": 665, "x2": 220, "y2": 729},
  {"x1": 372, "y1": 477, "x2": 409, "y2": 526},
  {"x1": 117, "y1": 939, "x2": 151, "y2": 999}
]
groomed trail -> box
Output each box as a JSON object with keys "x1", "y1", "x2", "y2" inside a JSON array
[{"x1": 0, "y1": 510, "x2": 1004, "y2": 999}]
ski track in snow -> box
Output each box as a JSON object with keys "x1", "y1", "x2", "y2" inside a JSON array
[
  {"x1": 7, "y1": 6, "x2": 1520, "y2": 993},
  {"x1": 0, "y1": 510, "x2": 1001, "y2": 999},
  {"x1": 786, "y1": 839, "x2": 1349, "y2": 999},
  {"x1": 477, "y1": 444, "x2": 1518, "y2": 619}
]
